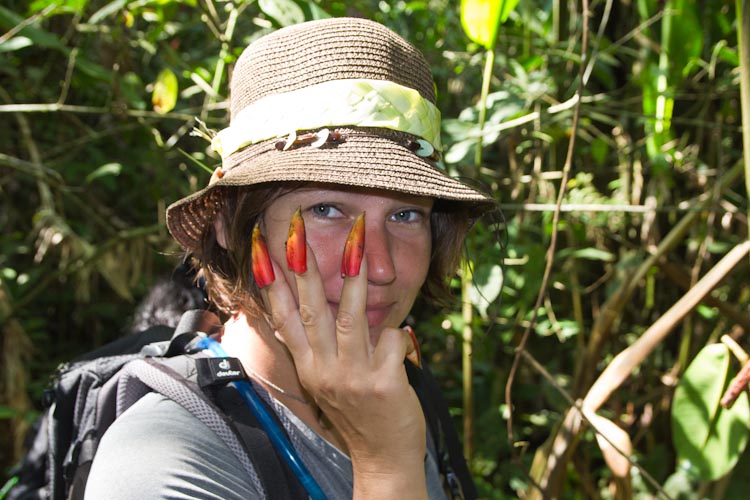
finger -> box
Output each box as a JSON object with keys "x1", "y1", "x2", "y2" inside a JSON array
[
  {"x1": 373, "y1": 326, "x2": 416, "y2": 373},
  {"x1": 290, "y1": 243, "x2": 338, "y2": 358},
  {"x1": 336, "y1": 222, "x2": 369, "y2": 363},
  {"x1": 252, "y1": 221, "x2": 312, "y2": 361},
  {"x1": 262, "y1": 259, "x2": 310, "y2": 356}
]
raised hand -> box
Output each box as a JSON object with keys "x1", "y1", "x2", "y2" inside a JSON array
[{"x1": 253, "y1": 207, "x2": 429, "y2": 499}]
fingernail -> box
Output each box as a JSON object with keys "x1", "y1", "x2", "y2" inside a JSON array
[
  {"x1": 404, "y1": 325, "x2": 422, "y2": 369},
  {"x1": 251, "y1": 222, "x2": 275, "y2": 288},
  {"x1": 274, "y1": 330, "x2": 287, "y2": 345},
  {"x1": 286, "y1": 207, "x2": 307, "y2": 274},
  {"x1": 341, "y1": 212, "x2": 365, "y2": 278}
]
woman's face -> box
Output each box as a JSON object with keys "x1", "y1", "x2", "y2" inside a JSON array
[{"x1": 263, "y1": 186, "x2": 433, "y2": 342}]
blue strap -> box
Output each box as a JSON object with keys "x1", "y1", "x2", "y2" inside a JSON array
[{"x1": 197, "y1": 337, "x2": 327, "y2": 500}]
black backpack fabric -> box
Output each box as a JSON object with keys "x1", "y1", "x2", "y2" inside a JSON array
[{"x1": 4, "y1": 310, "x2": 476, "y2": 500}]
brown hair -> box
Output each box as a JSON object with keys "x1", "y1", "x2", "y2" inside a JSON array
[{"x1": 194, "y1": 184, "x2": 472, "y2": 316}]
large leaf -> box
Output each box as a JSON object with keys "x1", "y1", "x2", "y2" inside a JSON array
[
  {"x1": 671, "y1": 343, "x2": 750, "y2": 480},
  {"x1": 460, "y1": 0, "x2": 519, "y2": 49}
]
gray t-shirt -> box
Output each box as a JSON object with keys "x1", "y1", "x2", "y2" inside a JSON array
[{"x1": 84, "y1": 383, "x2": 448, "y2": 499}]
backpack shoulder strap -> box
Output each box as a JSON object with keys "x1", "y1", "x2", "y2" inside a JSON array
[
  {"x1": 210, "y1": 383, "x2": 308, "y2": 500},
  {"x1": 406, "y1": 362, "x2": 478, "y2": 500},
  {"x1": 165, "y1": 309, "x2": 222, "y2": 357},
  {"x1": 120, "y1": 356, "x2": 305, "y2": 499}
]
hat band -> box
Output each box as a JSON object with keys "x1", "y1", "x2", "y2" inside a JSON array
[{"x1": 211, "y1": 78, "x2": 442, "y2": 160}]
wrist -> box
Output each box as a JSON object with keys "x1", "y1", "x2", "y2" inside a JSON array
[{"x1": 352, "y1": 459, "x2": 428, "y2": 500}]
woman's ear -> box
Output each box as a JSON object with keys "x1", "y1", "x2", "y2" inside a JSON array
[{"x1": 214, "y1": 214, "x2": 229, "y2": 249}]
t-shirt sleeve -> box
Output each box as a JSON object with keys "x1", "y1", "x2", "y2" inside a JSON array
[{"x1": 84, "y1": 392, "x2": 262, "y2": 500}]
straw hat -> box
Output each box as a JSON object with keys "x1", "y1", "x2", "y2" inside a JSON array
[{"x1": 166, "y1": 17, "x2": 494, "y2": 252}]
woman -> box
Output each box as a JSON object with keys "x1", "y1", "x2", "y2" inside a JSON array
[{"x1": 86, "y1": 17, "x2": 495, "y2": 500}]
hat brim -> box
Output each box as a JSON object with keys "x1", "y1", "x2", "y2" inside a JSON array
[{"x1": 166, "y1": 128, "x2": 495, "y2": 252}]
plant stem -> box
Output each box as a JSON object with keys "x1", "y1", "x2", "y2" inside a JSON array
[
  {"x1": 201, "y1": 6, "x2": 239, "y2": 121},
  {"x1": 582, "y1": 240, "x2": 750, "y2": 411},
  {"x1": 474, "y1": 48, "x2": 495, "y2": 167},
  {"x1": 738, "y1": 0, "x2": 750, "y2": 243},
  {"x1": 461, "y1": 263, "x2": 474, "y2": 459}
]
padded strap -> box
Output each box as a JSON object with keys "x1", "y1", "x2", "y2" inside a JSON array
[
  {"x1": 119, "y1": 358, "x2": 266, "y2": 494},
  {"x1": 407, "y1": 362, "x2": 478, "y2": 500},
  {"x1": 211, "y1": 384, "x2": 307, "y2": 500},
  {"x1": 166, "y1": 309, "x2": 222, "y2": 357}
]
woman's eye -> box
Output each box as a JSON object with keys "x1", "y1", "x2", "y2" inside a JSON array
[
  {"x1": 310, "y1": 204, "x2": 342, "y2": 218},
  {"x1": 391, "y1": 210, "x2": 422, "y2": 222}
]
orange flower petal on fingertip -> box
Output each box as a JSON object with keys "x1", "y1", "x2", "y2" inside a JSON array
[
  {"x1": 404, "y1": 325, "x2": 422, "y2": 369},
  {"x1": 251, "y1": 223, "x2": 275, "y2": 288},
  {"x1": 286, "y1": 208, "x2": 307, "y2": 274},
  {"x1": 341, "y1": 212, "x2": 365, "y2": 278}
]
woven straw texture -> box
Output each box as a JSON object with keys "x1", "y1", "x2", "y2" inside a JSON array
[{"x1": 166, "y1": 17, "x2": 494, "y2": 251}]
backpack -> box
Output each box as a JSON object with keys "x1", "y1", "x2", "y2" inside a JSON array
[{"x1": 3, "y1": 309, "x2": 477, "y2": 500}]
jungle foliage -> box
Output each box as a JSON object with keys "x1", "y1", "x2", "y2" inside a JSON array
[{"x1": 1, "y1": 0, "x2": 750, "y2": 498}]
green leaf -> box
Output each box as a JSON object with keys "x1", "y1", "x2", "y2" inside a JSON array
[
  {"x1": 0, "y1": 36, "x2": 33, "y2": 53},
  {"x1": 467, "y1": 263, "x2": 504, "y2": 319},
  {"x1": 152, "y1": 68, "x2": 178, "y2": 114},
  {"x1": 590, "y1": 137, "x2": 609, "y2": 166},
  {"x1": 259, "y1": 0, "x2": 305, "y2": 27},
  {"x1": 1, "y1": 476, "x2": 20, "y2": 499},
  {"x1": 460, "y1": 0, "x2": 519, "y2": 49},
  {"x1": 88, "y1": 0, "x2": 127, "y2": 24},
  {"x1": 0, "y1": 405, "x2": 19, "y2": 419},
  {"x1": 30, "y1": 0, "x2": 88, "y2": 14},
  {"x1": 0, "y1": 7, "x2": 111, "y2": 82},
  {"x1": 86, "y1": 163, "x2": 122, "y2": 184},
  {"x1": 665, "y1": 0, "x2": 703, "y2": 81},
  {"x1": 671, "y1": 343, "x2": 750, "y2": 480},
  {"x1": 724, "y1": 451, "x2": 750, "y2": 498},
  {"x1": 573, "y1": 248, "x2": 616, "y2": 262},
  {"x1": 0, "y1": 6, "x2": 65, "y2": 50},
  {"x1": 557, "y1": 247, "x2": 616, "y2": 262},
  {"x1": 716, "y1": 45, "x2": 739, "y2": 66}
]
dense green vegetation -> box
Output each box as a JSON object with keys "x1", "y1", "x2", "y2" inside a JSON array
[{"x1": 2, "y1": 0, "x2": 749, "y2": 498}]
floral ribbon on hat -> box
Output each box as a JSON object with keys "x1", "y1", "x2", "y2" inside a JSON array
[{"x1": 211, "y1": 78, "x2": 442, "y2": 160}]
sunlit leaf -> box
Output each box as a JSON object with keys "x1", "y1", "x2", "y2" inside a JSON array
[
  {"x1": 259, "y1": 0, "x2": 305, "y2": 27},
  {"x1": 30, "y1": 0, "x2": 88, "y2": 14},
  {"x1": 716, "y1": 45, "x2": 739, "y2": 66},
  {"x1": 574, "y1": 248, "x2": 615, "y2": 261},
  {"x1": 85, "y1": 163, "x2": 122, "y2": 184},
  {"x1": 152, "y1": 68, "x2": 178, "y2": 114},
  {"x1": 467, "y1": 263, "x2": 503, "y2": 319},
  {"x1": 88, "y1": 0, "x2": 127, "y2": 24},
  {"x1": 672, "y1": 343, "x2": 750, "y2": 480},
  {"x1": 0, "y1": 36, "x2": 33, "y2": 53},
  {"x1": 0, "y1": 6, "x2": 65, "y2": 50},
  {"x1": 460, "y1": 0, "x2": 519, "y2": 49},
  {"x1": 585, "y1": 410, "x2": 633, "y2": 478}
]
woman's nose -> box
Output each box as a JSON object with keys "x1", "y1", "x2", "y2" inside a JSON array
[{"x1": 364, "y1": 222, "x2": 396, "y2": 285}]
